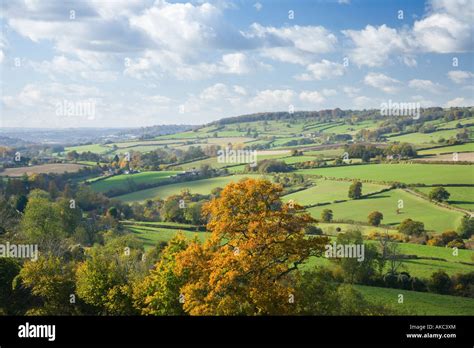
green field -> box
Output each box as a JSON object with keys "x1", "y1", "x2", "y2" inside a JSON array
[
  {"x1": 388, "y1": 126, "x2": 474, "y2": 144},
  {"x1": 116, "y1": 174, "x2": 266, "y2": 202},
  {"x1": 307, "y1": 189, "x2": 465, "y2": 232},
  {"x1": 65, "y1": 143, "x2": 111, "y2": 154},
  {"x1": 418, "y1": 143, "x2": 474, "y2": 155},
  {"x1": 127, "y1": 225, "x2": 209, "y2": 249},
  {"x1": 296, "y1": 163, "x2": 474, "y2": 185},
  {"x1": 282, "y1": 179, "x2": 387, "y2": 206},
  {"x1": 355, "y1": 285, "x2": 474, "y2": 315},
  {"x1": 416, "y1": 186, "x2": 474, "y2": 211},
  {"x1": 303, "y1": 148, "x2": 344, "y2": 157},
  {"x1": 90, "y1": 171, "x2": 180, "y2": 193}
]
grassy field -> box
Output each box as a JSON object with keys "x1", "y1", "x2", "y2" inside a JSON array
[
  {"x1": 90, "y1": 171, "x2": 180, "y2": 193},
  {"x1": 355, "y1": 285, "x2": 474, "y2": 315},
  {"x1": 296, "y1": 163, "x2": 474, "y2": 185},
  {"x1": 307, "y1": 189, "x2": 465, "y2": 232},
  {"x1": 116, "y1": 174, "x2": 266, "y2": 202},
  {"x1": 303, "y1": 148, "x2": 345, "y2": 157},
  {"x1": 282, "y1": 179, "x2": 388, "y2": 206},
  {"x1": 418, "y1": 143, "x2": 474, "y2": 155},
  {"x1": 416, "y1": 186, "x2": 474, "y2": 211},
  {"x1": 0, "y1": 163, "x2": 88, "y2": 177},
  {"x1": 65, "y1": 143, "x2": 111, "y2": 154},
  {"x1": 388, "y1": 126, "x2": 474, "y2": 144},
  {"x1": 316, "y1": 222, "x2": 397, "y2": 235},
  {"x1": 127, "y1": 225, "x2": 209, "y2": 249}
]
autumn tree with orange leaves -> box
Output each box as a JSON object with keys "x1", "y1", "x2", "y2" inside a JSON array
[{"x1": 173, "y1": 178, "x2": 328, "y2": 315}]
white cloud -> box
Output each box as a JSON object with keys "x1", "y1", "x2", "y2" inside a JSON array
[
  {"x1": 296, "y1": 59, "x2": 345, "y2": 80},
  {"x1": 31, "y1": 55, "x2": 118, "y2": 82},
  {"x1": 411, "y1": 95, "x2": 435, "y2": 107},
  {"x1": 322, "y1": 89, "x2": 337, "y2": 97},
  {"x1": 129, "y1": 2, "x2": 221, "y2": 57},
  {"x1": 413, "y1": 0, "x2": 473, "y2": 53},
  {"x1": 364, "y1": 73, "x2": 400, "y2": 93},
  {"x1": 353, "y1": 96, "x2": 375, "y2": 109},
  {"x1": 199, "y1": 83, "x2": 231, "y2": 101},
  {"x1": 299, "y1": 91, "x2": 326, "y2": 104},
  {"x1": 447, "y1": 70, "x2": 474, "y2": 84},
  {"x1": 247, "y1": 89, "x2": 295, "y2": 109},
  {"x1": 342, "y1": 0, "x2": 474, "y2": 67},
  {"x1": 246, "y1": 23, "x2": 337, "y2": 65},
  {"x1": 253, "y1": 2, "x2": 263, "y2": 11},
  {"x1": 408, "y1": 79, "x2": 443, "y2": 94},
  {"x1": 343, "y1": 86, "x2": 360, "y2": 98},
  {"x1": 445, "y1": 97, "x2": 474, "y2": 107},
  {"x1": 342, "y1": 25, "x2": 413, "y2": 67}
]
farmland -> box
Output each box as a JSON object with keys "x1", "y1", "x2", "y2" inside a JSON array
[
  {"x1": 89, "y1": 171, "x2": 181, "y2": 193},
  {"x1": 307, "y1": 189, "x2": 465, "y2": 232},
  {"x1": 356, "y1": 285, "x2": 474, "y2": 316},
  {"x1": 3, "y1": 108, "x2": 473, "y2": 318},
  {"x1": 296, "y1": 163, "x2": 474, "y2": 185},
  {"x1": 0, "y1": 163, "x2": 88, "y2": 176},
  {"x1": 116, "y1": 174, "x2": 266, "y2": 202},
  {"x1": 282, "y1": 179, "x2": 388, "y2": 206}
]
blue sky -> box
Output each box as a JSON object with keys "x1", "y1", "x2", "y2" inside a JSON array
[{"x1": 0, "y1": 0, "x2": 473, "y2": 128}]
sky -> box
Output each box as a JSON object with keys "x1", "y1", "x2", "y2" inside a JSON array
[{"x1": 0, "y1": 0, "x2": 473, "y2": 128}]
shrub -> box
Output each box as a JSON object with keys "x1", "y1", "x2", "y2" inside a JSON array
[
  {"x1": 411, "y1": 277, "x2": 427, "y2": 292},
  {"x1": 398, "y1": 219, "x2": 425, "y2": 237},
  {"x1": 428, "y1": 270, "x2": 452, "y2": 295},
  {"x1": 367, "y1": 211, "x2": 383, "y2": 226},
  {"x1": 305, "y1": 225, "x2": 323, "y2": 235},
  {"x1": 447, "y1": 239, "x2": 466, "y2": 249},
  {"x1": 321, "y1": 209, "x2": 333, "y2": 223},
  {"x1": 428, "y1": 186, "x2": 450, "y2": 202}
]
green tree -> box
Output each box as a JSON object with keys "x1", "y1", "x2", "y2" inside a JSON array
[
  {"x1": 57, "y1": 197, "x2": 82, "y2": 234},
  {"x1": 348, "y1": 181, "x2": 362, "y2": 199},
  {"x1": 75, "y1": 236, "x2": 144, "y2": 315},
  {"x1": 457, "y1": 215, "x2": 474, "y2": 239},
  {"x1": 321, "y1": 209, "x2": 333, "y2": 222},
  {"x1": 48, "y1": 181, "x2": 59, "y2": 199},
  {"x1": 107, "y1": 206, "x2": 119, "y2": 219},
  {"x1": 184, "y1": 202, "x2": 203, "y2": 225},
  {"x1": 133, "y1": 234, "x2": 189, "y2": 315},
  {"x1": 19, "y1": 256, "x2": 77, "y2": 315},
  {"x1": 331, "y1": 230, "x2": 380, "y2": 284},
  {"x1": 428, "y1": 187, "x2": 450, "y2": 202},
  {"x1": 428, "y1": 270, "x2": 452, "y2": 295},
  {"x1": 21, "y1": 190, "x2": 65, "y2": 253},
  {"x1": 398, "y1": 219, "x2": 425, "y2": 236},
  {"x1": 0, "y1": 258, "x2": 21, "y2": 314},
  {"x1": 368, "y1": 211, "x2": 383, "y2": 226}
]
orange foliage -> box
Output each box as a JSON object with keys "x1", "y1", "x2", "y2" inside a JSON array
[{"x1": 174, "y1": 178, "x2": 328, "y2": 315}]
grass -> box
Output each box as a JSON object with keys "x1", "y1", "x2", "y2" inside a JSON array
[
  {"x1": 303, "y1": 148, "x2": 345, "y2": 158},
  {"x1": 355, "y1": 284, "x2": 474, "y2": 315},
  {"x1": 0, "y1": 163, "x2": 88, "y2": 177},
  {"x1": 90, "y1": 171, "x2": 180, "y2": 193},
  {"x1": 282, "y1": 179, "x2": 388, "y2": 206},
  {"x1": 296, "y1": 163, "x2": 474, "y2": 185},
  {"x1": 306, "y1": 189, "x2": 465, "y2": 232},
  {"x1": 116, "y1": 174, "x2": 266, "y2": 202},
  {"x1": 65, "y1": 144, "x2": 111, "y2": 154},
  {"x1": 416, "y1": 186, "x2": 474, "y2": 211},
  {"x1": 127, "y1": 225, "x2": 209, "y2": 249},
  {"x1": 388, "y1": 126, "x2": 474, "y2": 144},
  {"x1": 418, "y1": 143, "x2": 474, "y2": 155}
]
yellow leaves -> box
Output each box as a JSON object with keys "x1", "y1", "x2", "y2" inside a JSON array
[{"x1": 173, "y1": 178, "x2": 328, "y2": 315}]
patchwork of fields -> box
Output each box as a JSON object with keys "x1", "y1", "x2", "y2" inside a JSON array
[
  {"x1": 116, "y1": 174, "x2": 266, "y2": 202},
  {"x1": 56, "y1": 114, "x2": 474, "y2": 316},
  {"x1": 296, "y1": 163, "x2": 474, "y2": 185}
]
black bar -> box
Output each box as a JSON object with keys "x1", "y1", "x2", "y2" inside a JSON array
[{"x1": 0, "y1": 316, "x2": 472, "y2": 346}]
